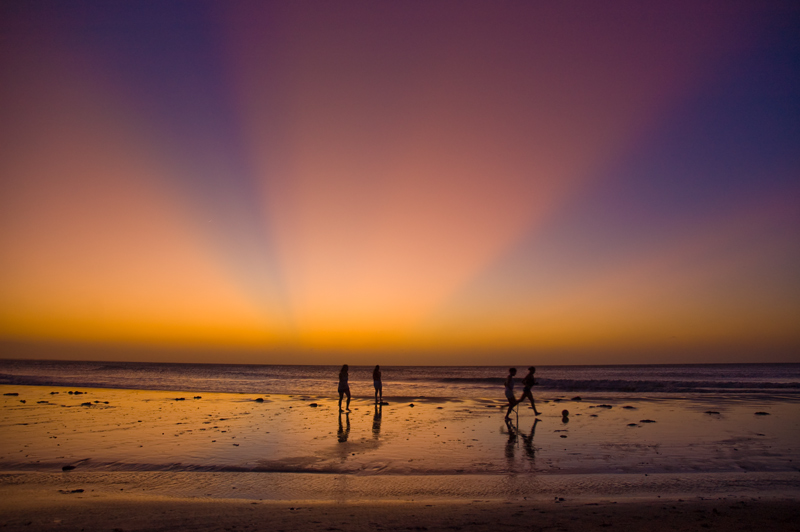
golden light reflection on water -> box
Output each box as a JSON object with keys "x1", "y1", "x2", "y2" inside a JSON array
[{"x1": 1, "y1": 386, "x2": 797, "y2": 477}]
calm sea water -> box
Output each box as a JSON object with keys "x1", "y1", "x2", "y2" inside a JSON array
[{"x1": 1, "y1": 359, "x2": 798, "y2": 399}]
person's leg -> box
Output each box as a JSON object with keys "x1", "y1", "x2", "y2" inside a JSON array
[
  {"x1": 339, "y1": 391, "x2": 344, "y2": 411},
  {"x1": 345, "y1": 388, "x2": 351, "y2": 410},
  {"x1": 527, "y1": 392, "x2": 541, "y2": 415}
]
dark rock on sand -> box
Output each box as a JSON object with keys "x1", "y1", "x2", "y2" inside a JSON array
[
  {"x1": 598, "y1": 404, "x2": 613, "y2": 408},
  {"x1": 704, "y1": 411, "x2": 720, "y2": 415},
  {"x1": 309, "y1": 403, "x2": 318, "y2": 407},
  {"x1": 754, "y1": 412, "x2": 770, "y2": 416},
  {"x1": 81, "y1": 402, "x2": 92, "y2": 406},
  {"x1": 175, "y1": 398, "x2": 186, "y2": 401},
  {"x1": 571, "y1": 396, "x2": 582, "y2": 401},
  {"x1": 73, "y1": 391, "x2": 84, "y2": 395},
  {"x1": 3, "y1": 392, "x2": 19, "y2": 396},
  {"x1": 622, "y1": 406, "x2": 636, "y2": 409},
  {"x1": 640, "y1": 419, "x2": 656, "y2": 423},
  {"x1": 20, "y1": 399, "x2": 26, "y2": 403},
  {"x1": 194, "y1": 396, "x2": 202, "y2": 399},
  {"x1": 62, "y1": 465, "x2": 76, "y2": 471},
  {"x1": 409, "y1": 403, "x2": 415, "y2": 407},
  {"x1": 255, "y1": 398, "x2": 265, "y2": 402},
  {"x1": 627, "y1": 423, "x2": 638, "y2": 427}
]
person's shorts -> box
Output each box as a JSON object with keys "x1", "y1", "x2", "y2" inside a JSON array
[
  {"x1": 374, "y1": 380, "x2": 382, "y2": 391},
  {"x1": 505, "y1": 390, "x2": 515, "y2": 403},
  {"x1": 338, "y1": 384, "x2": 350, "y2": 394}
]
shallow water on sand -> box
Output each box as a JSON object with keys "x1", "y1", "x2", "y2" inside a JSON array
[{"x1": 1, "y1": 385, "x2": 798, "y2": 479}]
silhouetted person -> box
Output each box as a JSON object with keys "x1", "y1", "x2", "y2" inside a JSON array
[
  {"x1": 373, "y1": 365, "x2": 382, "y2": 404},
  {"x1": 338, "y1": 364, "x2": 351, "y2": 412},
  {"x1": 337, "y1": 411, "x2": 350, "y2": 442},
  {"x1": 520, "y1": 366, "x2": 542, "y2": 415},
  {"x1": 504, "y1": 367, "x2": 519, "y2": 420}
]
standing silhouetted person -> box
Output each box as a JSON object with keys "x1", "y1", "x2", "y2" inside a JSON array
[
  {"x1": 373, "y1": 365, "x2": 382, "y2": 404},
  {"x1": 520, "y1": 366, "x2": 542, "y2": 416},
  {"x1": 338, "y1": 364, "x2": 351, "y2": 412}
]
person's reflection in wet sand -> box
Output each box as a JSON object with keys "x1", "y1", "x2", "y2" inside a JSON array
[
  {"x1": 502, "y1": 417, "x2": 518, "y2": 465},
  {"x1": 372, "y1": 404, "x2": 382, "y2": 439},
  {"x1": 521, "y1": 418, "x2": 540, "y2": 462},
  {"x1": 337, "y1": 411, "x2": 350, "y2": 443}
]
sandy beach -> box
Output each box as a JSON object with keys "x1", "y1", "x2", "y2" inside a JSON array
[{"x1": 2, "y1": 384, "x2": 799, "y2": 530}]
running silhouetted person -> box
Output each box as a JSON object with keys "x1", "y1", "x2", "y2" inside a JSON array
[
  {"x1": 520, "y1": 366, "x2": 542, "y2": 416},
  {"x1": 504, "y1": 367, "x2": 519, "y2": 420}
]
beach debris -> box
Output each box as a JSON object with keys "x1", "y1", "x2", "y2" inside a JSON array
[
  {"x1": 571, "y1": 396, "x2": 582, "y2": 401},
  {"x1": 437, "y1": 406, "x2": 443, "y2": 409},
  {"x1": 754, "y1": 412, "x2": 770, "y2": 416},
  {"x1": 58, "y1": 489, "x2": 84, "y2": 494},
  {"x1": 704, "y1": 411, "x2": 720, "y2": 415},
  {"x1": 50, "y1": 391, "x2": 59, "y2": 394},
  {"x1": 309, "y1": 403, "x2": 318, "y2": 407},
  {"x1": 3, "y1": 392, "x2": 18, "y2": 396},
  {"x1": 81, "y1": 402, "x2": 92, "y2": 406},
  {"x1": 628, "y1": 423, "x2": 638, "y2": 427},
  {"x1": 640, "y1": 419, "x2": 656, "y2": 423},
  {"x1": 590, "y1": 414, "x2": 598, "y2": 417},
  {"x1": 560, "y1": 434, "x2": 567, "y2": 438},
  {"x1": 255, "y1": 398, "x2": 265, "y2": 402},
  {"x1": 73, "y1": 391, "x2": 84, "y2": 395},
  {"x1": 561, "y1": 409, "x2": 569, "y2": 417},
  {"x1": 37, "y1": 401, "x2": 49, "y2": 404},
  {"x1": 194, "y1": 396, "x2": 202, "y2": 399},
  {"x1": 409, "y1": 403, "x2": 415, "y2": 407},
  {"x1": 174, "y1": 397, "x2": 186, "y2": 401},
  {"x1": 20, "y1": 399, "x2": 26, "y2": 403},
  {"x1": 597, "y1": 404, "x2": 613, "y2": 408},
  {"x1": 622, "y1": 406, "x2": 636, "y2": 409}
]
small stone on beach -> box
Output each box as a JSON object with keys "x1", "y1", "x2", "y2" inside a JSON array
[
  {"x1": 640, "y1": 419, "x2": 656, "y2": 423},
  {"x1": 754, "y1": 412, "x2": 770, "y2": 416}
]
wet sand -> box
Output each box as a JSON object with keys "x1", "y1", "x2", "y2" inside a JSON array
[{"x1": 2, "y1": 384, "x2": 799, "y2": 530}]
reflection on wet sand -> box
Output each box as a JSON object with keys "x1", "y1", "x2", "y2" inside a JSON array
[
  {"x1": 503, "y1": 418, "x2": 540, "y2": 470},
  {"x1": 337, "y1": 411, "x2": 350, "y2": 443},
  {"x1": 372, "y1": 404, "x2": 382, "y2": 439}
]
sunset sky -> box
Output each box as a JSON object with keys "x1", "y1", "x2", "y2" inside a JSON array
[{"x1": 1, "y1": 1, "x2": 798, "y2": 365}]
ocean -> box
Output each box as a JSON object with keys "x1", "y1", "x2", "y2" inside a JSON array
[{"x1": 1, "y1": 359, "x2": 798, "y2": 399}]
